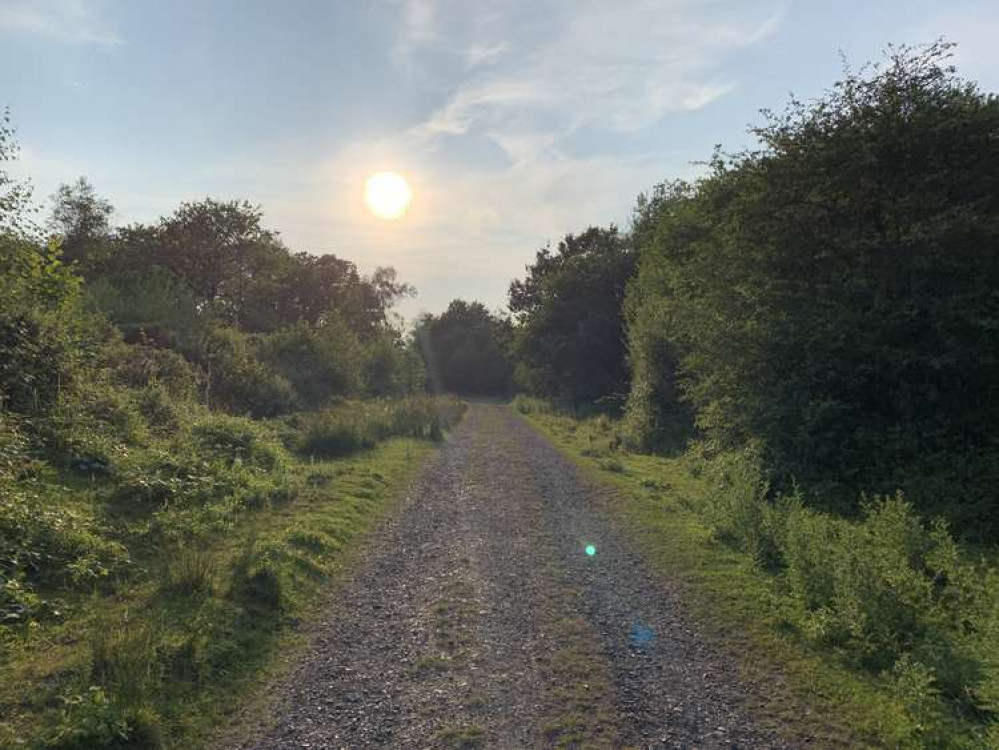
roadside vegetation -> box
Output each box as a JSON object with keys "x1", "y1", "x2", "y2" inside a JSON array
[
  {"x1": 516, "y1": 397, "x2": 998, "y2": 747},
  {"x1": 497, "y1": 44, "x2": 999, "y2": 748},
  {"x1": 0, "y1": 111, "x2": 465, "y2": 748}
]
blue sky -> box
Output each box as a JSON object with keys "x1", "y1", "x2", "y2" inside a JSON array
[{"x1": 2, "y1": 0, "x2": 998, "y2": 318}]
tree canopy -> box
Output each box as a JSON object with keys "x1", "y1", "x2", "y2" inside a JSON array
[
  {"x1": 625, "y1": 42, "x2": 999, "y2": 530},
  {"x1": 414, "y1": 300, "x2": 513, "y2": 396},
  {"x1": 509, "y1": 226, "x2": 635, "y2": 409}
]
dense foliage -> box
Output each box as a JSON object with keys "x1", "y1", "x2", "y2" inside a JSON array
[
  {"x1": 624, "y1": 43, "x2": 999, "y2": 534},
  {"x1": 509, "y1": 226, "x2": 635, "y2": 409},
  {"x1": 414, "y1": 300, "x2": 514, "y2": 396}
]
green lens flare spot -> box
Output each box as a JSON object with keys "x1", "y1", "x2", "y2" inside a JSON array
[{"x1": 585, "y1": 544, "x2": 597, "y2": 556}]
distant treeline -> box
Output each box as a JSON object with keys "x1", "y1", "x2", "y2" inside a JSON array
[{"x1": 444, "y1": 43, "x2": 999, "y2": 540}]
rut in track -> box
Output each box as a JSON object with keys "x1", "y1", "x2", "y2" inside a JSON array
[{"x1": 226, "y1": 404, "x2": 793, "y2": 749}]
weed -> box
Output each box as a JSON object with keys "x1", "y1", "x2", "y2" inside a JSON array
[
  {"x1": 297, "y1": 396, "x2": 466, "y2": 458},
  {"x1": 163, "y1": 545, "x2": 216, "y2": 596},
  {"x1": 597, "y1": 457, "x2": 624, "y2": 473},
  {"x1": 433, "y1": 723, "x2": 486, "y2": 748}
]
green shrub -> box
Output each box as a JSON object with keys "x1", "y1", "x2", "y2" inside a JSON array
[
  {"x1": 105, "y1": 341, "x2": 201, "y2": 401},
  {"x1": 362, "y1": 334, "x2": 412, "y2": 397},
  {"x1": 0, "y1": 306, "x2": 83, "y2": 415},
  {"x1": 112, "y1": 449, "x2": 241, "y2": 509},
  {"x1": 0, "y1": 485, "x2": 128, "y2": 587},
  {"x1": 45, "y1": 688, "x2": 163, "y2": 750},
  {"x1": 0, "y1": 412, "x2": 33, "y2": 480},
  {"x1": 782, "y1": 496, "x2": 935, "y2": 668},
  {"x1": 297, "y1": 396, "x2": 466, "y2": 458},
  {"x1": 0, "y1": 240, "x2": 85, "y2": 415},
  {"x1": 191, "y1": 326, "x2": 296, "y2": 417},
  {"x1": 257, "y1": 319, "x2": 364, "y2": 407},
  {"x1": 698, "y1": 448, "x2": 783, "y2": 565},
  {"x1": 85, "y1": 268, "x2": 198, "y2": 349},
  {"x1": 133, "y1": 383, "x2": 183, "y2": 432},
  {"x1": 38, "y1": 380, "x2": 154, "y2": 473},
  {"x1": 191, "y1": 414, "x2": 285, "y2": 471}
]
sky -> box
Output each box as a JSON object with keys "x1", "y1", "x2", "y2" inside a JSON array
[{"x1": 2, "y1": 0, "x2": 998, "y2": 320}]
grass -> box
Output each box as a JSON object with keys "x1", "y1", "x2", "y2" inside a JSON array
[
  {"x1": 432, "y1": 723, "x2": 486, "y2": 748},
  {"x1": 0, "y1": 426, "x2": 443, "y2": 749},
  {"x1": 540, "y1": 614, "x2": 619, "y2": 750},
  {"x1": 296, "y1": 396, "x2": 466, "y2": 458},
  {"x1": 513, "y1": 398, "x2": 995, "y2": 749}
]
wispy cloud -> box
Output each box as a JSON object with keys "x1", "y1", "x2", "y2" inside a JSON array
[
  {"x1": 396, "y1": 0, "x2": 783, "y2": 164},
  {"x1": 0, "y1": 0, "x2": 122, "y2": 46},
  {"x1": 464, "y1": 41, "x2": 511, "y2": 68}
]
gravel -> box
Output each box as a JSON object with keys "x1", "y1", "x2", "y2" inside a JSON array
[{"x1": 223, "y1": 404, "x2": 794, "y2": 749}]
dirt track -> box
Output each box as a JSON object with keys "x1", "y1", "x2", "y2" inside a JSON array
[{"x1": 226, "y1": 404, "x2": 791, "y2": 749}]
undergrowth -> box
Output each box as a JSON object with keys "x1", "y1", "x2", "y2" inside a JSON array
[
  {"x1": 515, "y1": 396, "x2": 999, "y2": 748},
  {"x1": 295, "y1": 396, "x2": 466, "y2": 458},
  {"x1": 0, "y1": 387, "x2": 460, "y2": 748}
]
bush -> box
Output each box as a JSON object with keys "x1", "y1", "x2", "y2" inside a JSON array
[
  {"x1": 0, "y1": 306, "x2": 84, "y2": 415},
  {"x1": 45, "y1": 688, "x2": 163, "y2": 750},
  {"x1": 0, "y1": 412, "x2": 33, "y2": 480},
  {"x1": 85, "y1": 268, "x2": 198, "y2": 348},
  {"x1": 256, "y1": 319, "x2": 363, "y2": 408},
  {"x1": 104, "y1": 341, "x2": 201, "y2": 402},
  {"x1": 682, "y1": 444, "x2": 999, "y2": 727},
  {"x1": 698, "y1": 448, "x2": 785, "y2": 565},
  {"x1": 0, "y1": 486, "x2": 128, "y2": 587},
  {"x1": 0, "y1": 239, "x2": 85, "y2": 415},
  {"x1": 190, "y1": 414, "x2": 285, "y2": 471},
  {"x1": 111, "y1": 448, "x2": 242, "y2": 509},
  {"x1": 775, "y1": 494, "x2": 999, "y2": 715},
  {"x1": 133, "y1": 383, "x2": 183, "y2": 432},
  {"x1": 190, "y1": 326, "x2": 296, "y2": 417},
  {"x1": 296, "y1": 396, "x2": 466, "y2": 458}
]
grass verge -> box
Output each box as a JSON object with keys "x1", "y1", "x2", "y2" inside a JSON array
[
  {"x1": 513, "y1": 400, "x2": 989, "y2": 749},
  {"x1": 0, "y1": 435, "x2": 440, "y2": 749}
]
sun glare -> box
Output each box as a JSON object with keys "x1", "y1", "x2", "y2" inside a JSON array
[{"x1": 365, "y1": 172, "x2": 413, "y2": 220}]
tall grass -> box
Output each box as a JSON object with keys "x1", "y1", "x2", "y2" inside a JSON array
[
  {"x1": 691, "y1": 448, "x2": 999, "y2": 743},
  {"x1": 297, "y1": 396, "x2": 466, "y2": 458}
]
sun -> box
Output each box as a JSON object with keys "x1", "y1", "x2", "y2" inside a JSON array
[{"x1": 364, "y1": 172, "x2": 413, "y2": 220}]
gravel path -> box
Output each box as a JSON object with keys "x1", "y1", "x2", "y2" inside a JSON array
[{"x1": 226, "y1": 404, "x2": 792, "y2": 749}]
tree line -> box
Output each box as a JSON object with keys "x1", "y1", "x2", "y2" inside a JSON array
[{"x1": 436, "y1": 42, "x2": 999, "y2": 540}]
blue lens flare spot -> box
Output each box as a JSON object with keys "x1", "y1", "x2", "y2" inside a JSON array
[
  {"x1": 629, "y1": 618, "x2": 655, "y2": 649},
  {"x1": 585, "y1": 544, "x2": 597, "y2": 556}
]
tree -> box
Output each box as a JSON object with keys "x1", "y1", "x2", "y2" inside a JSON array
[
  {"x1": 155, "y1": 198, "x2": 281, "y2": 318},
  {"x1": 509, "y1": 226, "x2": 635, "y2": 408},
  {"x1": 415, "y1": 300, "x2": 513, "y2": 396},
  {"x1": 48, "y1": 177, "x2": 114, "y2": 267},
  {"x1": 0, "y1": 109, "x2": 38, "y2": 239},
  {"x1": 626, "y1": 42, "x2": 999, "y2": 531},
  {"x1": 623, "y1": 182, "x2": 696, "y2": 449}
]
